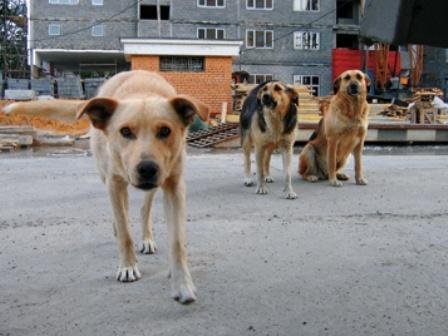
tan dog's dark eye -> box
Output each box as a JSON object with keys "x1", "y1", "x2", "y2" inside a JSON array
[
  {"x1": 356, "y1": 74, "x2": 363, "y2": 80},
  {"x1": 157, "y1": 126, "x2": 171, "y2": 139},
  {"x1": 120, "y1": 127, "x2": 135, "y2": 139},
  {"x1": 344, "y1": 75, "x2": 351, "y2": 81},
  {"x1": 274, "y1": 84, "x2": 282, "y2": 91}
]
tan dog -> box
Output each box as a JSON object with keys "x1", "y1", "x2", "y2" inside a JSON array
[
  {"x1": 299, "y1": 70, "x2": 370, "y2": 187},
  {"x1": 77, "y1": 70, "x2": 208, "y2": 304},
  {"x1": 240, "y1": 81, "x2": 299, "y2": 199}
]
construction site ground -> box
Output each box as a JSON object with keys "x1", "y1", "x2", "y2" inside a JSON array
[{"x1": 1, "y1": 147, "x2": 448, "y2": 336}]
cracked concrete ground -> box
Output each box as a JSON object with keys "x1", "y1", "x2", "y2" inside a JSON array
[{"x1": 1, "y1": 150, "x2": 448, "y2": 336}]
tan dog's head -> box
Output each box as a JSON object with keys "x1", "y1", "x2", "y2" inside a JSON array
[
  {"x1": 256, "y1": 81, "x2": 299, "y2": 114},
  {"x1": 333, "y1": 70, "x2": 371, "y2": 97},
  {"x1": 77, "y1": 95, "x2": 208, "y2": 190}
]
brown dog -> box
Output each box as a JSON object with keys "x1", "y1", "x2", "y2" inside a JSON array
[
  {"x1": 240, "y1": 81, "x2": 299, "y2": 199},
  {"x1": 77, "y1": 70, "x2": 208, "y2": 304},
  {"x1": 299, "y1": 70, "x2": 370, "y2": 187}
]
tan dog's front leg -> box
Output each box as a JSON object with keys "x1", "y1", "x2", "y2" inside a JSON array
[
  {"x1": 327, "y1": 138, "x2": 342, "y2": 187},
  {"x1": 264, "y1": 148, "x2": 274, "y2": 183},
  {"x1": 140, "y1": 190, "x2": 158, "y2": 254},
  {"x1": 354, "y1": 138, "x2": 368, "y2": 185},
  {"x1": 243, "y1": 139, "x2": 254, "y2": 187},
  {"x1": 107, "y1": 177, "x2": 141, "y2": 282},
  {"x1": 255, "y1": 145, "x2": 268, "y2": 194},
  {"x1": 282, "y1": 145, "x2": 297, "y2": 199},
  {"x1": 163, "y1": 178, "x2": 196, "y2": 304}
]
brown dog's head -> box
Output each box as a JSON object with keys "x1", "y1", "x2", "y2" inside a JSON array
[
  {"x1": 256, "y1": 81, "x2": 299, "y2": 112},
  {"x1": 77, "y1": 95, "x2": 208, "y2": 190},
  {"x1": 333, "y1": 70, "x2": 370, "y2": 97}
]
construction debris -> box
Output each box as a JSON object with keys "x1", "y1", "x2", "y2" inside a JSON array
[{"x1": 187, "y1": 123, "x2": 239, "y2": 148}]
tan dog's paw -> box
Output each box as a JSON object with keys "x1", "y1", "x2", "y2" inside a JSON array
[
  {"x1": 285, "y1": 191, "x2": 298, "y2": 199},
  {"x1": 116, "y1": 264, "x2": 141, "y2": 282},
  {"x1": 244, "y1": 177, "x2": 254, "y2": 187},
  {"x1": 171, "y1": 273, "x2": 197, "y2": 304},
  {"x1": 304, "y1": 175, "x2": 319, "y2": 182},
  {"x1": 337, "y1": 173, "x2": 350, "y2": 181},
  {"x1": 356, "y1": 177, "x2": 368, "y2": 185},
  {"x1": 140, "y1": 240, "x2": 157, "y2": 254},
  {"x1": 329, "y1": 179, "x2": 343, "y2": 187},
  {"x1": 265, "y1": 176, "x2": 274, "y2": 183},
  {"x1": 256, "y1": 185, "x2": 268, "y2": 195}
]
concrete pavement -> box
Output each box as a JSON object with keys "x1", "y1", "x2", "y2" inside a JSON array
[{"x1": 1, "y1": 151, "x2": 448, "y2": 336}]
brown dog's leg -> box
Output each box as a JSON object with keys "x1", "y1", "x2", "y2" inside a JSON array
[
  {"x1": 264, "y1": 148, "x2": 274, "y2": 183},
  {"x1": 354, "y1": 138, "x2": 368, "y2": 185},
  {"x1": 163, "y1": 177, "x2": 196, "y2": 304},
  {"x1": 255, "y1": 145, "x2": 268, "y2": 194},
  {"x1": 243, "y1": 137, "x2": 254, "y2": 186},
  {"x1": 140, "y1": 190, "x2": 158, "y2": 254},
  {"x1": 107, "y1": 177, "x2": 141, "y2": 282},
  {"x1": 282, "y1": 145, "x2": 297, "y2": 199},
  {"x1": 327, "y1": 138, "x2": 342, "y2": 187}
]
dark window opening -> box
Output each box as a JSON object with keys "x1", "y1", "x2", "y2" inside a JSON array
[
  {"x1": 337, "y1": 0, "x2": 358, "y2": 24},
  {"x1": 140, "y1": 5, "x2": 157, "y2": 20},
  {"x1": 337, "y1": 0, "x2": 354, "y2": 18},
  {"x1": 160, "y1": 6, "x2": 170, "y2": 20},
  {"x1": 140, "y1": 5, "x2": 170, "y2": 20},
  {"x1": 336, "y1": 34, "x2": 359, "y2": 49},
  {"x1": 160, "y1": 56, "x2": 205, "y2": 72}
]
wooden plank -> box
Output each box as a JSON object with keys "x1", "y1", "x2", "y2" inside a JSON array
[{"x1": 0, "y1": 134, "x2": 33, "y2": 146}]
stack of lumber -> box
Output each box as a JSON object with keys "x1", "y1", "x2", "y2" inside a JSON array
[
  {"x1": 0, "y1": 126, "x2": 35, "y2": 152},
  {"x1": 231, "y1": 83, "x2": 320, "y2": 122},
  {"x1": 0, "y1": 100, "x2": 89, "y2": 136},
  {"x1": 378, "y1": 104, "x2": 409, "y2": 119}
]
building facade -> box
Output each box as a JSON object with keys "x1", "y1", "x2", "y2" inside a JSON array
[{"x1": 29, "y1": 0, "x2": 366, "y2": 96}]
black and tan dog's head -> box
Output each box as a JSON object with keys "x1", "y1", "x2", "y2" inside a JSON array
[
  {"x1": 77, "y1": 95, "x2": 208, "y2": 190},
  {"x1": 333, "y1": 70, "x2": 371, "y2": 97},
  {"x1": 256, "y1": 81, "x2": 299, "y2": 112}
]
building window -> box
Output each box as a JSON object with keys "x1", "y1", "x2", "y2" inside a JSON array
[
  {"x1": 293, "y1": 75, "x2": 320, "y2": 96},
  {"x1": 293, "y1": 0, "x2": 319, "y2": 11},
  {"x1": 247, "y1": 0, "x2": 273, "y2": 10},
  {"x1": 197, "y1": 28, "x2": 225, "y2": 40},
  {"x1": 248, "y1": 74, "x2": 273, "y2": 84},
  {"x1": 140, "y1": 5, "x2": 170, "y2": 20},
  {"x1": 48, "y1": 24, "x2": 61, "y2": 36},
  {"x1": 197, "y1": 0, "x2": 225, "y2": 8},
  {"x1": 91, "y1": 24, "x2": 104, "y2": 37},
  {"x1": 246, "y1": 30, "x2": 273, "y2": 49},
  {"x1": 92, "y1": 0, "x2": 103, "y2": 5},
  {"x1": 294, "y1": 31, "x2": 320, "y2": 50},
  {"x1": 49, "y1": 0, "x2": 79, "y2": 4},
  {"x1": 160, "y1": 56, "x2": 205, "y2": 72}
]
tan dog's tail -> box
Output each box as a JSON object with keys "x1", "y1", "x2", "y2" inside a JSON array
[{"x1": 2, "y1": 100, "x2": 86, "y2": 123}]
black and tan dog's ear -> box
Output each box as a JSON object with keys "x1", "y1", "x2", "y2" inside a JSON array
[
  {"x1": 333, "y1": 76, "x2": 342, "y2": 95},
  {"x1": 170, "y1": 95, "x2": 210, "y2": 125},
  {"x1": 76, "y1": 97, "x2": 118, "y2": 130},
  {"x1": 364, "y1": 73, "x2": 371, "y2": 91},
  {"x1": 286, "y1": 86, "x2": 299, "y2": 106}
]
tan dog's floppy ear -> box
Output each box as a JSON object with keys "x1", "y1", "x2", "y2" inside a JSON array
[
  {"x1": 286, "y1": 86, "x2": 299, "y2": 106},
  {"x1": 169, "y1": 95, "x2": 210, "y2": 125},
  {"x1": 333, "y1": 76, "x2": 342, "y2": 95},
  {"x1": 76, "y1": 97, "x2": 118, "y2": 130}
]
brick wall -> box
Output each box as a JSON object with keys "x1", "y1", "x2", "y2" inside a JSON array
[{"x1": 131, "y1": 55, "x2": 233, "y2": 115}]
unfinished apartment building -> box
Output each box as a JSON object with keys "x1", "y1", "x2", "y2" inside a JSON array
[{"x1": 28, "y1": 0, "x2": 365, "y2": 96}]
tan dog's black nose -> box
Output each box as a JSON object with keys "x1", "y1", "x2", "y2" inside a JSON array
[
  {"x1": 136, "y1": 160, "x2": 159, "y2": 190},
  {"x1": 348, "y1": 83, "x2": 360, "y2": 95},
  {"x1": 262, "y1": 94, "x2": 276, "y2": 108}
]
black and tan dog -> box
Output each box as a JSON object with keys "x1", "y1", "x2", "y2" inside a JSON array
[
  {"x1": 241, "y1": 81, "x2": 299, "y2": 199},
  {"x1": 298, "y1": 70, "x2": 370, "y2": 187}
]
